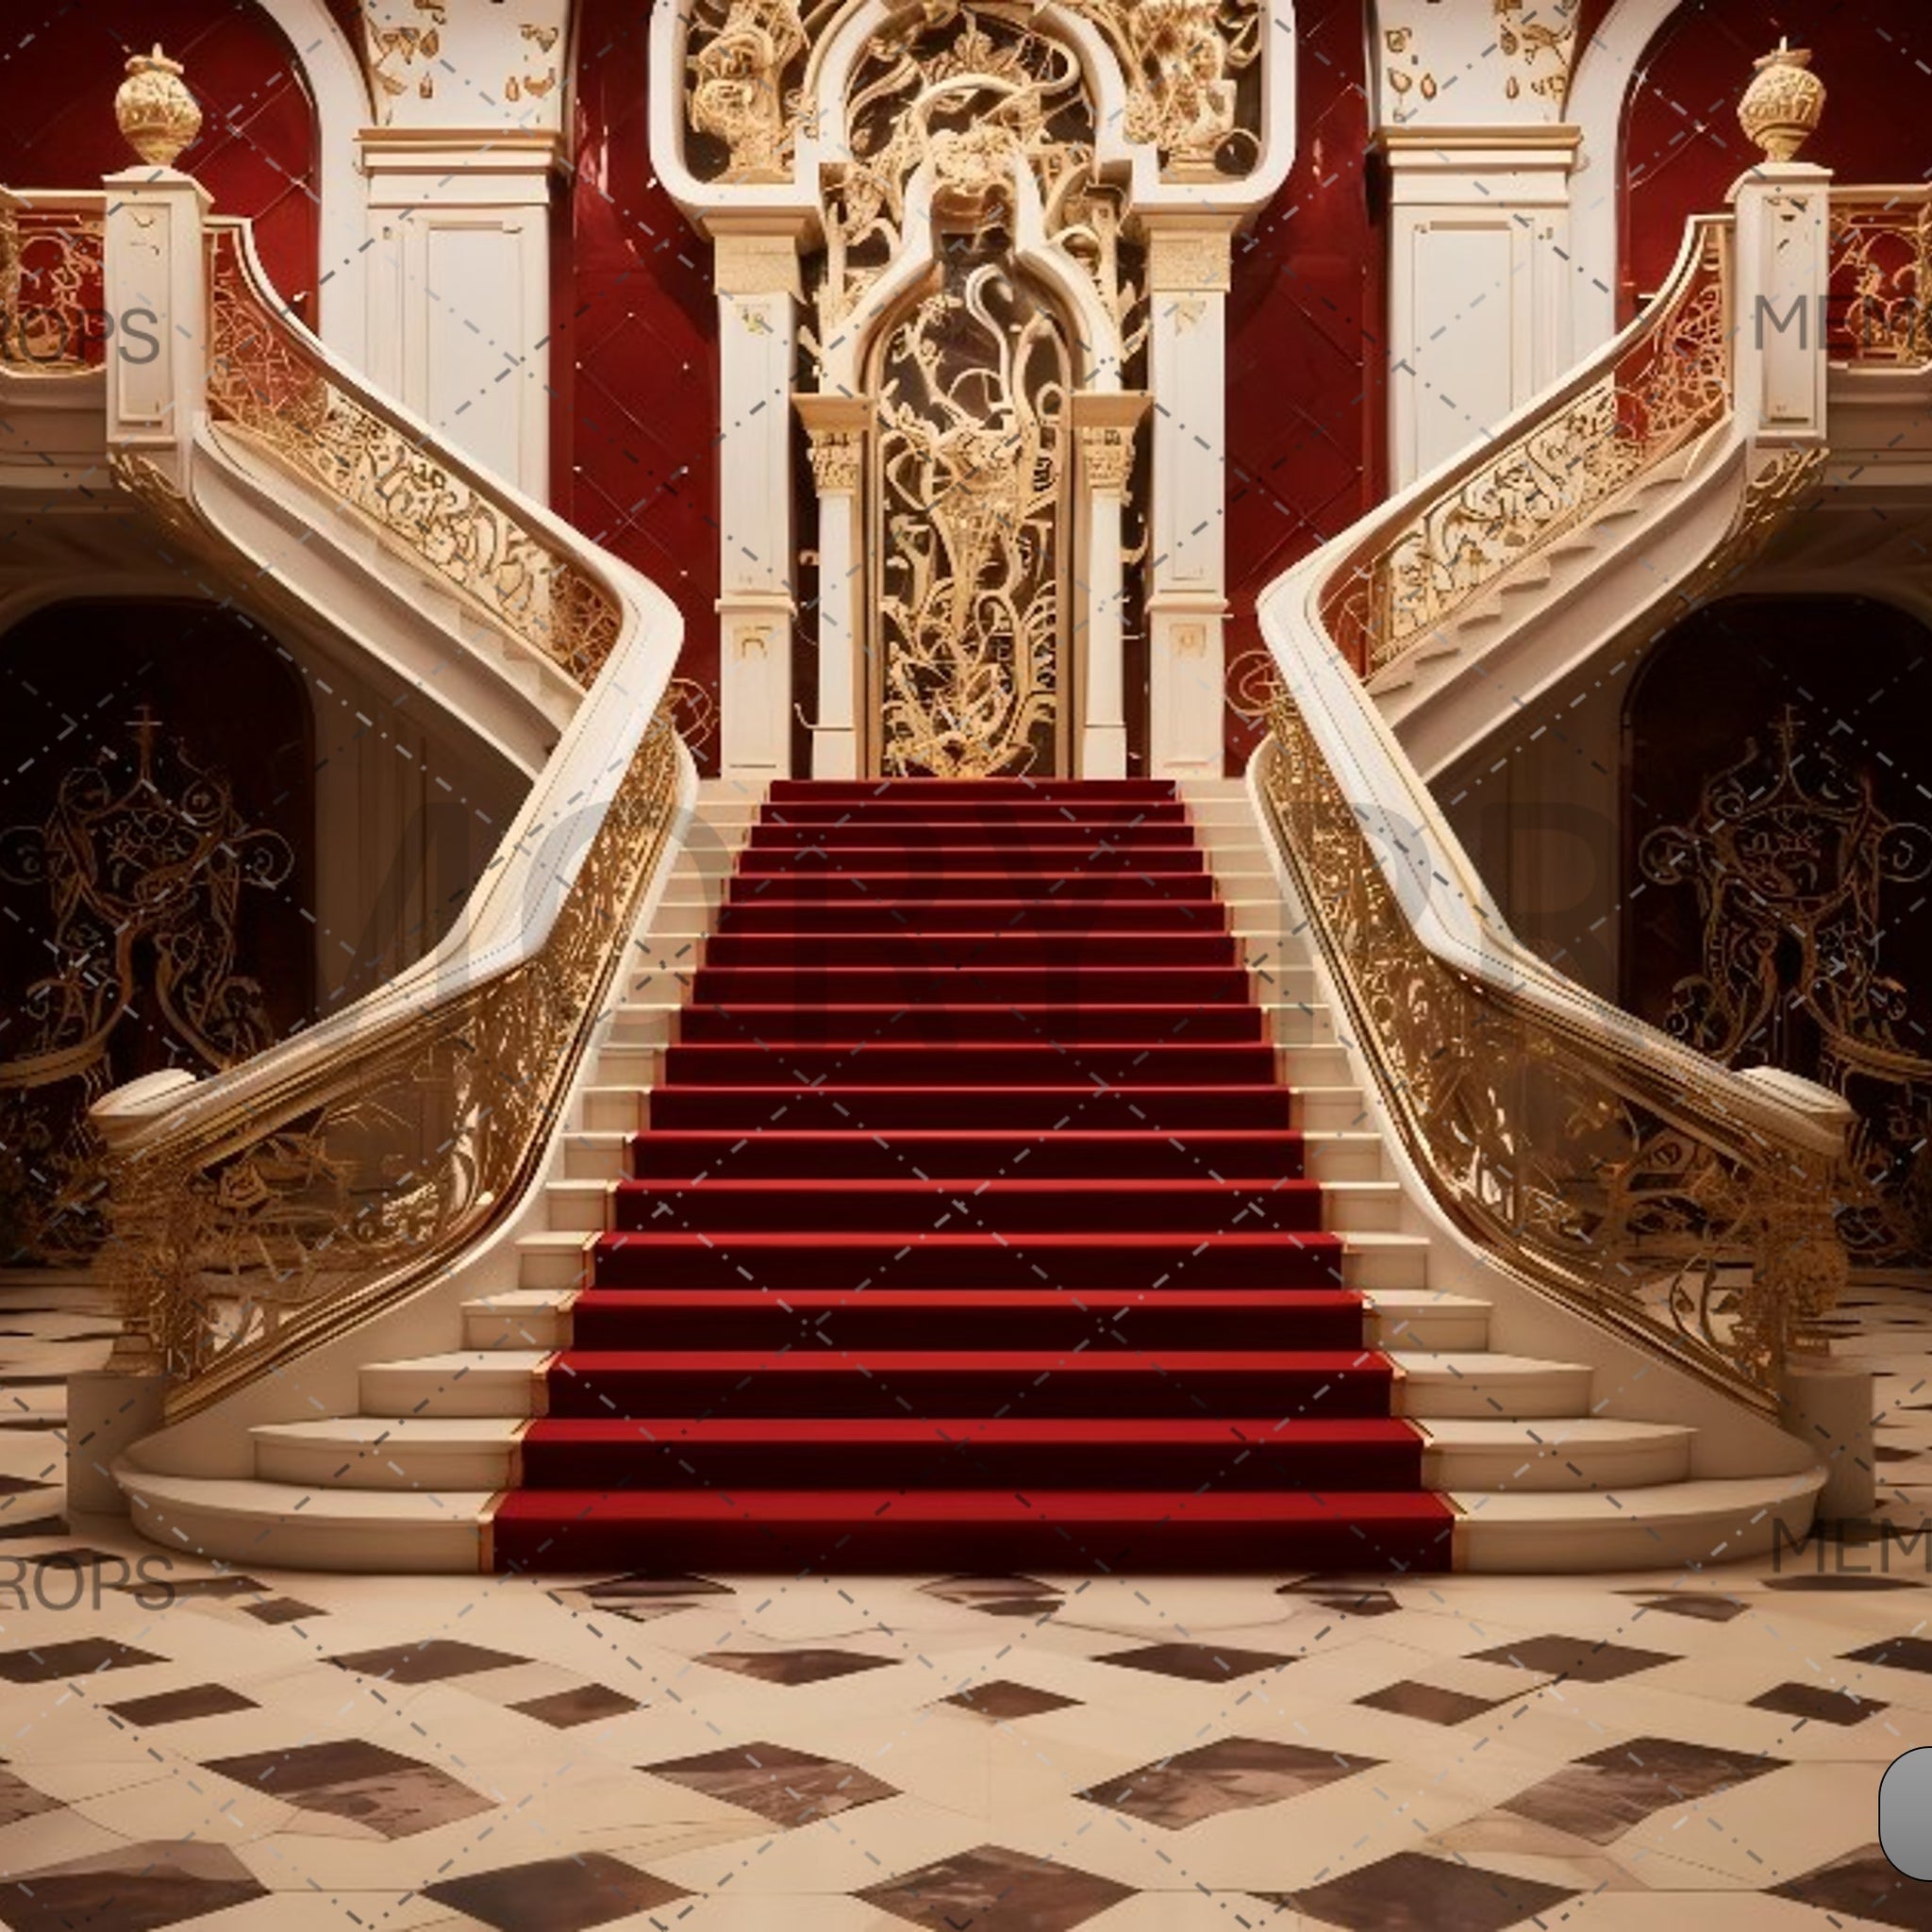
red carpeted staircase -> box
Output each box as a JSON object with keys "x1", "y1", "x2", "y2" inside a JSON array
[{"x1": 490, "y1": 779, "x2": 1455, "y2": 1573}]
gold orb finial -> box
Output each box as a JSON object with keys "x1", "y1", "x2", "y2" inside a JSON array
[
  {"x1": 1738, "y1": 38, "x2": 1826, "y2": 163},
  {"x1": 115, "y1": 44, "x2": 203, "y2": 169}
]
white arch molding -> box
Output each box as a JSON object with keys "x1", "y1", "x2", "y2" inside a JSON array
[
  {"x1": 245, "y1": 0, "x2": 374, "y2": 369},
  {"x1": 1566, "y1": 0, "x2": 1692, "y2": 363}
]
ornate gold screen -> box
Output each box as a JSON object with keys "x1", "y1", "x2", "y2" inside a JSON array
[{"x1": 872, "y1": 239, "x2": 1072, "y2": 777}]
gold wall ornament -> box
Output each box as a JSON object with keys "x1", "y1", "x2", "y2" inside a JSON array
[
  {"x1": 1338, "y1": 219, "x2": 1733, "y2": 679},
  {"x1": 0, "y1": 707, "x2": 296, "y2": 1264},
  {"x1": 1739, "y1": 40, "x2": 1826, "y2": 165},
  {"x1": 114, "y1": 46, "x2": 203, "y2": 169},
  {"x1": 688, "y1": 0, "x2": 810, "y2": 181},
  {"x1": 96, "y1": 701, "x2": 684, "y2": 1394},
  {"x1": 205, "y1": 226, "x2": 620, "y2": 687},
  {"x1": 873, "y1": 247, "x2": 1072, "y2": 777},
  {"x1": 1828, "y1": 192, "x2": 1932, "y2": 365},
  {"x1": 1639, "y1": 706, "x2": 1932, "y2": 1267},
  {"x1": 807, "y1": 425, "x2": 864, "y2": 492},
  {"x1": 1258, "y1": 689, "x2": 1847, "y2": 1399},
  {"x1": 1076, "y1": 422, "x2": 1136, "y2": 493}
]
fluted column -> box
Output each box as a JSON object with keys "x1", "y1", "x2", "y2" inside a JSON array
[
  {"x1": 795, "y1": 393, "x2": 871, "y2": 778},
  {"x1": 1071, "y1": 391, "x2": 1148, "y2": 778}
]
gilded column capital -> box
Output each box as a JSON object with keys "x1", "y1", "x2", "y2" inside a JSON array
[
  {"x1": 1142, "y1": 225, "x2": 1234, "y2": 293},
  {"x1": 712, "y1": 227, "x2": 803, "y2": 299}
]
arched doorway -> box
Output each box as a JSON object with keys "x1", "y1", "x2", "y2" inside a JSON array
[{"x1": 1624, "y1": 594, "x2": 1932, "y2": 1269}]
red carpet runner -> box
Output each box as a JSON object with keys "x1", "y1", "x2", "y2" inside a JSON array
[{"x1": 491, "y1": 779, "x2": 1454, "y2": 1573}]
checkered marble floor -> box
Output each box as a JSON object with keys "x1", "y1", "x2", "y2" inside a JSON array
[{"x1": 3, "y1": 1277, "x2": 1932, "y2": 1929}]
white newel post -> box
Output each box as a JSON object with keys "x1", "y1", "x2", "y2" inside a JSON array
[
  {"x1": 102, "y1": 167, "x2": 211, "y2": 489},
  {"x1": 1143, "y1": 218, "x2": 1235, "y2": 778},
  {"x1": 358, "y1": 133, "x2": 559, "y2": 500},
  {"x1": 1729, "y1": 160, "x2": 1832, "y2": 451},
  {"x1": 1380, "y1": 128, "x2": 1582, "y2": 490},
  {"x1": 713, "y1": 225, "x2": 805, "y2": 784},
  {"x1": 794, "y1": 393, "x2": 869, "y2": 779},
  {"x1": 1071, "y1": 391, "x2": 1148, "y2": 779}
]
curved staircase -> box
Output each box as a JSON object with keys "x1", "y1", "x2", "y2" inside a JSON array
[{"x1": 118, "y1": 778, "x2": 1824, "y2": 1574}]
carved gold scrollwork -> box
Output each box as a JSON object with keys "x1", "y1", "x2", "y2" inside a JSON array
[
  {"x1": 98, "y1": 703, "x2": 683, "y2": 1392},
  {"x1": 1333, "y1": 221, "x2": 1733, "y2": 680},
  {"x1": 1260, "y1": 688, "x2": 1847, "y2": 1398},
  {"x1": 689, "y1": 0, "x2": 809, "y2": 181},
  {"x1": 1829, "y1": 193, "x2": 1932, "y2": 366},
  {"x1": 1, "y1": 208, "x2": 106, "y2": 371},
  {"x1": 205, "y1": 226, "x2": 620, "y2": 688}
]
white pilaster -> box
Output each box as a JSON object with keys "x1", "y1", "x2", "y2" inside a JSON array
[
  {"x1": 794, "y1": 392, "x2": 869, "y2": 780},
  {"x1": 101, "y1": 167, "x2": 212, "y2": 490},
  {"x1": 1071, "y1": 391, "x2": 1148, "y2": 779},
  {"x1": 1729, "y1": 161, "x2": 1832, "y2": 448},
  {"x1": 1381, "y1": 127, "x2": 1582, "y2": 489},
  {"x1": 712, "y1": 225, "x2": 805, "y2": 783},
  {"x1": 1142, "y1": 218, "x2": 1234, "y2": 779},
  {"x1": 357, "y1": 131, "x2": 558, "y2": 499}
]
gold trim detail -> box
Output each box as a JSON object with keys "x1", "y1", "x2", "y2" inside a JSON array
[
  {"x1": 1828, "y1": 191, "x2": 1932, "y2": 366},
  {"x1": 204, "y1": 225, "x2": 620, "y2": 689},
  {"x1": 1337, "y1": 218, "x2": 1732, "y2": 680},
  {"x1": 0, "y1": 206, "x2": 106, "y2": 372}
]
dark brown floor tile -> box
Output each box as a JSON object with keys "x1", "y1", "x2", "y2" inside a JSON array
[
  {"x1": 941, "y1": 1680, "x2": 1081, "y2": 1720},
  {"x1": 643, "y1": 1740, "x2": 897, "y2": 1826},
  {"x1": 1467, "y1": 1635, "x2": 1679, "y2": 1683},
  {"x1": 1767, "y1": 1573, "x2": 1924, "y2": 1591},
  {"x1": 1356, "y1": 1680, "x2": 1510, "y2": 1725},
  {"x1": 425, "y1": 1851, "x2": 690, "y2": 1932},
  {"x1": 207, "y1": 1739, "x2": 495, "y2": 1840},
  {"x1": 325, "y1": 1639, "x2": 529, "y2": 1683},
  {"x1": 0, "y1": 1638, "x2": 166, "y2": 1683},
  {"x1": 699, "y1": 1647, "x2": 896, "y2": 1685},
  {"x1": 1846, "y1": 1636, "x2": 1932, "y2": 1674},
  {"x1": 243, "y1": 1598, "x2": 324, "y2": 1625},
  {"x1": 860, "y1": 1844, "x2": 1134, "y2": 1931},
  {"x1": 580, "y1": 1573, "x2": 731, "y2": 1599},
  {"x1": 1267, "y1": 1850, "x2": 1576, "y2": 1932},
  {"x1": 108, "y1": 1684, "x2": 258, "y2": 1726},
  {"x1": 1502, "y1": 1736, "x2": 1785, "y2": 1844},
  {"x1": 512, "y1": 1684, "x2": 641, "y2": 1728},
  {"x1": 1619, "y1": 1592, "x2": 1749, "y2": 1622},
  {"x1": 1081, "y1": 1737, "x2": 1380, "y2": 1829},
  {"x1": 1750, "y1": 1680, "x2": 1890, "y2": 1725},
  {"x1": 1097, "y1": 1642, "x2": 1291, "y2": 1682},
  {"x1": 0, "y1": 1765, "x2": 62, "y2": 1826},
  {"x1": 0, "y1": 1840, "x2": 266, "y2": 1932},
  {"x1": 1771, "y1": 1842, "x2": 1932, "y2": 1929}
]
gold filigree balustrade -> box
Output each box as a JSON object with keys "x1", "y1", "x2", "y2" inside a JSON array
[
  {"x1": 97, "y1": 698, "x2": 683, "y2": 1408},
  {"x1": 204, "y1": 223, "x2": 621, "y2": 688},
  {"x1": 1828, "y1": 190, "x2": 1932, "y2": 365},
  {"x1": 1328, "y1": 216, "x2": 1734, "y2": 681},
  {"x1": 0, "y1": 193, "x2": 107, "y2": 371}
]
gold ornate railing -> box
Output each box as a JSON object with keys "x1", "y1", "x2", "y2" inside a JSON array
[
  {"x1": 1327, "y1": 216, "x2": 1733, "y2": 680},
  {"x1": 1257, "y1": 691, "x2": 1845, "y2": 1405},
  {"x1": 0, "y1": 192, "x2": 107, "y2": 371},
  {"x1": 205, "y1": 222, "x2": 620, "y2": 688},
  {"x1": 1828, "y1": 189, "x2": 1932, "y2": 365},
  {"x1": 97, "y1": 699, "x2": 684, "y2": 1410}
]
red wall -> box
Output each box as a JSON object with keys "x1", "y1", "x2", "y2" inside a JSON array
[
  {"x1": 1224, "y1": 0, "x2": 1384, "y2": 767},
  {"x1": 0, "y1": 1, "x2": 321, "y2": 321},
  {"x1": 559, "y1": 0, "x2": 723, "y2": 770},
  {"x1": 1622, "y1": 0, "x2": 1931, "y2": 312}
]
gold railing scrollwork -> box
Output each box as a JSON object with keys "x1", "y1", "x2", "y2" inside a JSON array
[
  {"x1": 1828, "y1": 189, "x2": 1932, "y2": 366},
  {"x1": 204, "y1": 223, "x2": 620, "y2": 688},
  {"x1": 1, "y1": 194, "x2": 107, "y2": 372},
  {"x1": 1328, "y1": 216, "x2": 1733, "y2": 680},
  {"x1": 1258, "y1": 691, "x2": 1847, "y2": 1403},
  {"x1": 98, "y1": 700, "x2": 684, "y2": 1407}
]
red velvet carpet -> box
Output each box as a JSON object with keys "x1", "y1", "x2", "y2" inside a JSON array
[{"x1": 491, "y1": 779, "x2": 1454, "y2": 1574}]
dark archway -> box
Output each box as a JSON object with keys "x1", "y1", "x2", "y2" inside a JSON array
[
  {"x1": 1624, "y1": 593, "x2": 1932, "y2": 1268},
  {"x1": 0, "y1": 598, "x2": 316, "y2": 1263}
]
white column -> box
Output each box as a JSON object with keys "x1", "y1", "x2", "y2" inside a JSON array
[
  {"x1": 1071, "y1": 391, "x2": 1148, "y2": 779},
  {"x1": 794, "y1": 393, "x2": 869, "y2": 779},
  {"x1": 358, "y1": 132, "x2": 559, "y2": 499},
  {"x1": 1142, "y1": 217, "x2": 1235, "y2": 779},
  {"x1": 1380, "y1": 128, "x2": 1582, "y2": 488},
  {"x1": 1729, "y1": 161, "x2": 1832, "y2": 449},
  {"x1": 713, "y1": 225, "x2": 805, "y2": 784},
  {"x1": 101, "y1": 166, "x2": 212, "y2": 490}
]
